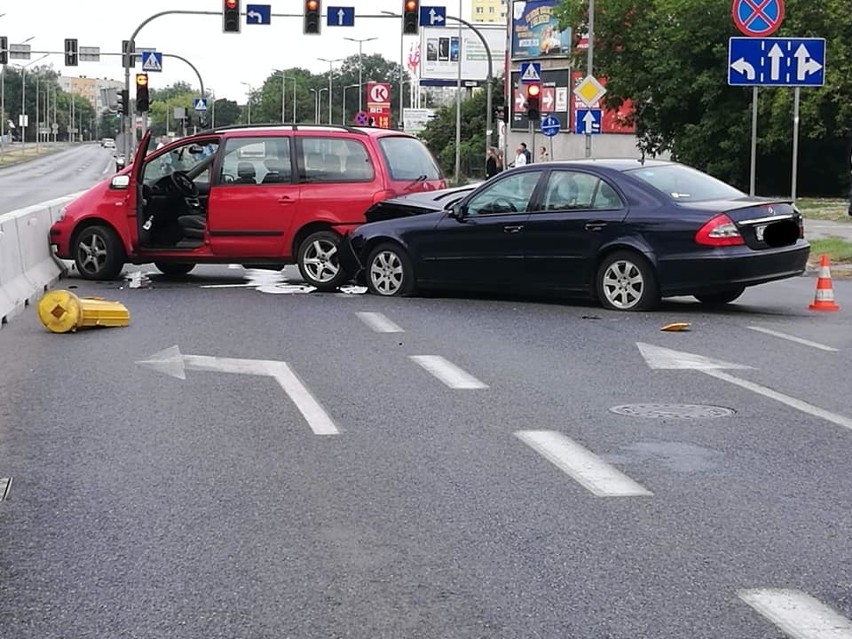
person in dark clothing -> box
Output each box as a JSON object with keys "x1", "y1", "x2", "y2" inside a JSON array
[{"x1": 486, "y1": 146, "x2": 503, "y2": 179}]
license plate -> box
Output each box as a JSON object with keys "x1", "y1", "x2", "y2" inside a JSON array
[{"x1": 755, "y1": 224, "x2": 767, "y2": 241}]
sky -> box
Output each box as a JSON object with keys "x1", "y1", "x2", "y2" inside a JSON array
[{"x1": 0, "y1": 0, "x2": 476, "y2": 102}]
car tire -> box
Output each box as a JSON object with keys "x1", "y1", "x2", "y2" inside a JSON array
[
  {"x1": 596, "y1": 250, "x2": 659, "y2": 311},
  {"x1": 73, "y1": 225, "x2": 125, "y2": 281},
  {"x1": 365, "y1": 242, "x2": 416, "y2": 297},
  {"x1": 297, "y1": 230, "x2": 347, "y2": 291},
  {"x1": 155, "y1": 262, "x2": 195, "y2": 277},
  {"x1": 694, "y1": 287, "x2": 745, "y2": 305}
]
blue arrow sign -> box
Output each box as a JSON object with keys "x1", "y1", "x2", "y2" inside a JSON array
[
  {"x1": 246, "y1": 4, "x2": 271, "y2": 25},
  {"x1": 327, "y1": 6, "x2": 355, "y2": 27},
  {"x1": 575, "y1": 109, "x2": 602, "y2": 135},
  {"x1": 728, "y1": 37, "x2": 825, "y2": 87},
  {"x1": 193, "y1": 98, "x2": 208, "y2": 113},
  {"x1": 420, "y1": 6, "x2": 446, "y2": 27},
  {"x1": 540, "y1": 115, "x2": 560, "y2": 137},
  {"x1": 140, "y1": 51, "x2": 162, "y2": 73},
  {"x1": 519, "y1": 62, "x2": 541, "y2": 84}
]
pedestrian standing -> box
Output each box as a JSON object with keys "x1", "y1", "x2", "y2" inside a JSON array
[
  {"x1": 486, "y1": 147, "x2": 503, "y2": 178},
  {"x1": 514, "y1": 143, "x2": 528, "y2": 167},
  {"x1": 538, "y1": 145, "x2": 550, "y2": 163}
]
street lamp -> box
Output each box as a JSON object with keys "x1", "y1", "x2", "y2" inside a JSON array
[
  {"x1": 381, "y1": 11, "x2": 407, "y2": 129},
  {"x1": 240, "y1": 81, "x2": 252, "y2": 124},
  {"x1": 18, "y1": 52, "x2": 48, "y2": 145},
  {"x1": 274, "y1": 69, "x2": 298, "y2": 124},
  {"x1": 309, "y1": 88, "x2": 327, "y2": 124},
  {"x1": 317, "y1": 57, "x2": 343, "y2": 125},
  {"x1": 342, "y1": 83, "x2": 359, "y2": 125},
  {"x1": 344, "y1": 36, "x2": 377, "y2": 112},
  {"x1": 2, "y1": 36, "x2": 34, "y2": 150}
]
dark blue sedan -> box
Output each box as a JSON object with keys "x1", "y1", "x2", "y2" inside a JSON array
[{"x1": 339, "y1": 159, "x2": 809, "y2": 311}]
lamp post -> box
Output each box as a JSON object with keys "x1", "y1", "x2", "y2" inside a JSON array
[
  {"x1": 344, "y1": 36, "x2": 377, "y2": 112},
  {"x1": 273, "y1": 70, "x2": 298, "y2": 124},
  {"x1": 18, "y1": 52, "x2": 47, "y2": 145},
  {"x1": 318, "y1": 57, "x2": 343, "y2": 125},
  {"x1": 309, "y1": 88, "x2": 327, "y2": 124},
  {"x1": 342, "y1": 83, "x2": 359, "y2": 125},
  {"x1": 381, "y1": 11, "x2": 407, "y2": 129},
  {"x1": 240, "y1": 81, "x2": 252, "y2": 124}
]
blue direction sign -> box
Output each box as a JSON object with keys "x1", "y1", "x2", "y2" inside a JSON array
[
  {"x1": 728, "y1": 37, "x2": 825, "y2": 87},
  {"x1": 327, "y1": 6, "x2": 355, "y2": 27},
  {"x1": 140, "y1": 51, "x2": 162, "y2": 72},
  {"x1": 575, "y1": 109, "x2": 602, "y2": 135},
  {"x1": 193, "y1": 98, "x2": 208, "y2": 113},
  {"x1": 419, "y1": 6, "x2": 446, "y2": 27},
  {"x1": 519, "y1": 61, "x2": 541, "y2": 83},
  {"x1": 246, "y1": 4, "x2": 271, "y2": 25},
  {"x1": 540, "y1": 114, "x2": 560, "y2": 137}
]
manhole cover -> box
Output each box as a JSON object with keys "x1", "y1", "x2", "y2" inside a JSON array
[{"x1": 610, "y1": 403, "x2": 735, "y2": 419}]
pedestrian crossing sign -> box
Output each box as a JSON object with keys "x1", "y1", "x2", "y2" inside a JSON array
[
  {"x1": 520, "y1": 62, "x2": 541, "y2": 83},
  {"x1": 141, "y1": 51, "x2": 163, "y2": 72}
]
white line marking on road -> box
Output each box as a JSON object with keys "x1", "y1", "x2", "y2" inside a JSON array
[
  {"x1": 268, "y1": 363, "x2": 340, "y2": 436},
  {"x1": 356, "y1": 311, "x2": 404, "y2": 333},
  {"x1": 739, "y1": 588, "x2": 852, "y2": 638},
  {"x1": 703, "y1": 369, "x2": 852, "y2": 432},
  {"x1": 748, "y1": 326, "x2": 839, "y2": 352},
  {"x1": 515, "y1": 431, "x2": 653, "y2": 497},
  {"x1": 228, "y1": 264, "x2": 241, "y2": 270},
  {"x1": 409, "y1": 355, "x2": 488, "y2": 389}
]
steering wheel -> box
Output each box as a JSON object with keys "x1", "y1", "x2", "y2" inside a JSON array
[
  {"x1": 170, "y1": 171, "x2": 199, "y2": 197},
  {"x1": 492, "y1": 197, "x2": 518, "y2": 213}
]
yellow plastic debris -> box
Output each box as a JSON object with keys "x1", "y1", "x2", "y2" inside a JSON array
[
  {"x1": 37, "y1": 290, "x2": 130, "y2": 334},
  {"x1": 660, "y1": 322, "x2": 692, "y2": 332}
]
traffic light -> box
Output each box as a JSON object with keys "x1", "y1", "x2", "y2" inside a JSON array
[
  {"x1": 122, "y1": 40, "x2": 135, "y2": 69},
  {"x1": 118, "y1": 90, "x2": 129, "y2": 116},
  {"x1": 526, "y1": 83, "x2": 541, "y2": 121},
  {"x1": 403, "y1": 0, "x2": 419, "y2": 35},
  {"x1": 64, "y1": 38, "x2": 79, "y2": 66},
  {"x1": 223, "y1": 0, "x2": 241, "y2": 33},
  {"x1": 0, "y1": 37, "x2": 7, "y2": 66},
  {"x1": 304, "y1": 0, "x2": 321, "y2": 34},
  {"x1": 135, "y1": 74, "x2": 150, "y2": 112}
]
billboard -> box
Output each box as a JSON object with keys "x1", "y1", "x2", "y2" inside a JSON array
[
  {"x1": 512, "y1": 0, "x2": 572, "y2": 60},
  {"x1": 419, "y1": 25, "x2": 507, "y2": 83}
]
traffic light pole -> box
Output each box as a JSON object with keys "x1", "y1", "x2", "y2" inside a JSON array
[{"x1": 585, "y1": 0, "x2": 595, "y2": 159}]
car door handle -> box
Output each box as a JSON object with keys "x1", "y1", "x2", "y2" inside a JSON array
[
  {"x1": 277, "y1": 196, "x2": 294, "y2": 205},
  {"x1": 585, "y1": 221, "x2": 607, "y2": 232},
  {"x1": 503, "y1": 225, "x2": 524, "y2": 233}
]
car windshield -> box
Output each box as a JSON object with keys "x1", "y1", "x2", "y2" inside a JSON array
[
  {"x1": 378, "y1": 136, "x2": 442, "y2": 181},
  {"x1": 626, "y1": 164, "x2": 745, "y2": 202}
]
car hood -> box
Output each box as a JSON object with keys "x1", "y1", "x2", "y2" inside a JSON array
[
  {"x1": 365, "y1": 185, "x2": 478, "y2": 223},
  {"x1": 354, "y1": 209, "x2": 448, "y2": 239}
]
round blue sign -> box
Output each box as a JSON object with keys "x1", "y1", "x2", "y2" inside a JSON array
[{"x1": 540, "y1": 115, "x2": 560, "y2": 137}]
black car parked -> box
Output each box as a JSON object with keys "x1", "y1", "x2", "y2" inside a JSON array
[{"x1": 339, "y1": 159, "x2": 809, "y2": 311}]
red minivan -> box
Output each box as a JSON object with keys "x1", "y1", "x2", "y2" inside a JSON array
[{"x1": 49, "y1": 124, "x2": 446, "y2": 289}]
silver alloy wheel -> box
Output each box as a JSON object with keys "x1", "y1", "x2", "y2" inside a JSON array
[
  {"x1": 369, "y1": 250, "x2": 404, "y2": 295},
  {"x1": 602, "y1": 259, "x2": 645, "y2": 310},
  {"x1": 301, "y1": 238, "x2": 340, "y2": 283},
  {"x1": 77, "y1": 233, "x2": 109, "y2": 277}
]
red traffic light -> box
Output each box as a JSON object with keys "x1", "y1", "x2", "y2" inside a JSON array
[
  {"x1": 526, "y1": 84, "x2": 541, "y2": 97},
  {"x1": 225, "y1": 0, "x2": 237, "y2": 7},
  {"x1": 307, "y1": 0, "x2": 318, "y2": 9},
  {"x1": 405, "y1": 0, "x2": 418, "y2": 10}
]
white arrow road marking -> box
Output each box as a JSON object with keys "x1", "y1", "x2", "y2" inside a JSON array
[
  {"x1": 356, "y1": 312, "x2": 404, "y2": 333},
  {"x1": 739, "y1": 589, "x2": 852, "y2": 639},
  {"x1": 137, "y1": 346, "x2": 339, "y2": 435},
  {"x1": 768, "y1": 43, "x2": 784, "y2": 80},
  {"x1": 637, "y1": 343, "x2": 852, "y2": 431},
  {"x1": 731, "y1": 57, "x2": 757, "y2": 80},
  {"x1": 410, "y1": 355, "x2": 487, "y2": 389},
  {"x1": 747, "y1": 326, "x2": 838, "y2": 352},
  {"x1": 515, "y1": 431, "x2": 653, "y2": 497}
]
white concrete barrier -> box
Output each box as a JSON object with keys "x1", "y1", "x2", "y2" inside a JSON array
[{"x1": 0, "y1": 192, "x2": 85, "y2": 327}]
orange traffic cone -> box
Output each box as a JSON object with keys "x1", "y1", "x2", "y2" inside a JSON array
[{"x1": 809, "y1": 255, "x2": 840, "y2": 311}]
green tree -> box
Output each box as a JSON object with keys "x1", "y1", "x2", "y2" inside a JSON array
[
  {"x1": 555, "y1": 0, "x2": 852, "y2": 195},
  {"x1": 211, "y1": 98, "x2": 241, "y2": 127}
]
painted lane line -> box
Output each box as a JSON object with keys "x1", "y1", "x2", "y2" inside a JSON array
[
  {"x1": 739, "y1": 589, "x2": 852, "y2": 638},
  {"x1": 356, "y1": 311, "x2": 404, "y2": 333},
  {"x1": 703, "y1": 369, "x2": 852, "y2": 432},
  {"x1": 514, "y1": 431, "x2": 653, "y2": 497},
  {"x1": 0, "y1": 477, "x2": 11, "y2": 502},
  {"x1": 409, "y1": 355, "x2": 488, "y2": 390},
  {"x1": 748, "y1": 326, "x2": 839, "y2": 352},
  {"x1": 268, "y1": 363, "x2": 340, "y2": 436}
]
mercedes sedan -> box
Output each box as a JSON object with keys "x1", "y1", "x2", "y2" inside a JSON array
[{"x1": 339, "y1": 160, "x2": 809, "y2": 311}]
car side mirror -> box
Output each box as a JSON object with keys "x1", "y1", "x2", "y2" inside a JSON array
[
  {"x1": 110, "y1": 175, "x2": 130, "y2": 190},
  {"x1": 449, "y1": 203, "x2": 467, "y2": 220}
]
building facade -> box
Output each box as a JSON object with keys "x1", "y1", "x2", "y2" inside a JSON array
[
  {"x1": 470, "y1": 0, "x2": 507, "y2": 24},
  {"x1": 59, "y1": 76, "x2": 124, "y2": 112}
]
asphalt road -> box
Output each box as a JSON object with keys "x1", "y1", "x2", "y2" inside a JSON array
[
  {"x1": 0, "y1": 144, "x2": 117, "y2": 214},
  {"x1": 1, "y1": 268, "x2": 851, "y2": 638}
]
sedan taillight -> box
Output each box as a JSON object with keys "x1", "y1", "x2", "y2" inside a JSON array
[{"x1": 695, "y1": 214, "x2": 745, "y2": 246}]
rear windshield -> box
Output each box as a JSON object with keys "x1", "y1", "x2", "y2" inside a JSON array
[
  {"x1": 378, "y1": 136, "x2": 442, "y2": 181},
  {"x1": 626, "y1": 164, "x2": 744, "y2": 202}
]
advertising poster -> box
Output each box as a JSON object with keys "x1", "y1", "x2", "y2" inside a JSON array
[
  {"x1": 512, "y1": 0, "x2": 572, "y2": 60},
  {"x1": 419, "y1": 25, "x2": 506, "y2": 83}
]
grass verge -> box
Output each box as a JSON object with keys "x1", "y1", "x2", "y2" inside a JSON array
[
  {"x1": 796, "y1": 198, "x2": 851, "y2": 223},
  {"x1": 809, "y1": 237, "x2": 852, "y2": 264}
]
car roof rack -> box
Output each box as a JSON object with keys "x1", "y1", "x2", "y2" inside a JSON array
[{"x1": 196, "y1": 123, "x2": 369, "y2": 136}]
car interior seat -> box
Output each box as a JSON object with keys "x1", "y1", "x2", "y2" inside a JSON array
[
  {"x1": 261, "y1": 159, "x2": 288, "y2": 184},
  {"x1": 345, "y1": 155, "x2": 370, "y2": 180},
  {"x1": 236, "y1": 162, "x2": 256, "y2": 184}
]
